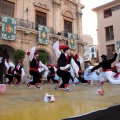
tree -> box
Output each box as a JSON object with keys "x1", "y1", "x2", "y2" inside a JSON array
[
  {"x1": 38, "y1": 52, "x2": 47, "y2": 64},
  {"x1": 13, "y1": 49, "x2": 26, "y2": 64}
]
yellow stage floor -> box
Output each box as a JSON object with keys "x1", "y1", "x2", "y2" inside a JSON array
[{"x1": 0, "y1": 83, "x2": 120, "y2": 120}]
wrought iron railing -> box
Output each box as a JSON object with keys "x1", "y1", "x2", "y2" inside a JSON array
[
  {"x1": 61, "y1": 31, "x2": 80, "y2": 40},
  {"x1": 16, "y1": 18, "x2": 54, "y2": 34},
  {"x1": 0, "y1": 17, "x2": 54, "y2": 34}
]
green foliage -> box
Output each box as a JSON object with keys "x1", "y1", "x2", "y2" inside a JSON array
[
  {"x1": 13, "y1": 49, "x2": 26, "y2": 64},
  {"x1": 38, "y1": 52, "x2": 47, "y2": 64}
]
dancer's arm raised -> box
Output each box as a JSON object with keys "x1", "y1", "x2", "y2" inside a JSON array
[{"x1": 53, "y1": 40, "x2": 61, "y2": 58}]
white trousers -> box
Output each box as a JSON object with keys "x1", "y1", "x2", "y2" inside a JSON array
[{"x1": 99, "y1": 71, "x2": 120, "y2": 84}]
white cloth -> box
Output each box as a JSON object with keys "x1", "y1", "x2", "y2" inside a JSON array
[
  {"x1": 84, "y1": 66, "x2": 99, "y2": 81},
  {"x1": 39, "y1": 61, "x2": 48, "y2": 71},
  {"x1": 21, "y1": 68, "x2": 25, "y2": 78},
  {"x1": 78, "y1": 56, "x2": 83, "y2": 64},
  {"x1": 44, "y1": 93, "x2": 55, "y2": 102},
  {"x1": 5, "y1": 60, "x2": 15, "y2": 70},
  {"x1": 29, "y1": 47, "x2": 36, "y2": 61},
  {"x1": 71, "y1": 58, "x2": 79, "y2": 76},
  {"x1": 39, "y1": 61, "x2": 49, "y2": 78},
  {"x1": 53, "y1": 41, "x2": 61, "y2": 58},
  {"x1": 69, "y1": 65, "x2": 75, "y2": 78},
  {"x1": 60, "y1": 64, "x2": 70, "y2": 70}
]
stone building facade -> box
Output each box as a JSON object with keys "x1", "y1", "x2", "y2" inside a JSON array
[{"x1": 0, "y1": 0, "x2": 85, "y2": 82}]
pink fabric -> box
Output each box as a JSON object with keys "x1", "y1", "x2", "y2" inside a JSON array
[{"x1": 0, "y1": 84, "x2": 7, "y2": 93}]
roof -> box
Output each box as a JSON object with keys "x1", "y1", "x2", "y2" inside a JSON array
[{"x1": 92, "y1": 0, "x2": 119, "y2": 11}]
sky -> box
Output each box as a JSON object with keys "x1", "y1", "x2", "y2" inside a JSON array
[{"x1": 81, "y1": 0, "x2": 114, "y2": 45}]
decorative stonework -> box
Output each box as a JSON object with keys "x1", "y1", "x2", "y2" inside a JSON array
[
  {"x1": 63, "y1": 10, "x2": 74, "y2": 19},
  {"x1": 76, "y1": 4, "x2": 83, "y2": 16},
  {"x1": 64, "y1": 0, "x2": 76, "y2": 9},
  {"x1": 53, "y1": 0, "x2": 61, "y2": 6},
  {"x1": 34, "y1": 0, "x2": 50, "y2": 10}
]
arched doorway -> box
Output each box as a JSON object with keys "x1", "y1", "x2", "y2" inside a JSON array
[
  {"x1": 38, "y1": 50, "x2": 52, "y2": 64},
  {"x1": 0, "y1": 44, "x2": 15, "y2": 83}
]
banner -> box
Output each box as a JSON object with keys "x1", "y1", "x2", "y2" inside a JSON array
[
  {"x1": 68, "y1": 32, "x2": 76, "y2": 49},
  {"x1": 2, "y1": 16, "x2": 16, "y2": 40},
  {"x1": 38, "y1": 25, "x2": 49, "y2": 44},
  {"x1": 116, "y1": 41, "x2": 120, "y2": 58}
]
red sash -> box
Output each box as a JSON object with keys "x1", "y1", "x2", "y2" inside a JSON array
[
  {"x1": 29, "y1": 68, "x2": 38, "y2": 72},
  {"x1": 103, "y1": 69, "x2": 112, "y2": 72},
  {"x1": 113, "y1": 72, "x2": 120, "y2": 78}
]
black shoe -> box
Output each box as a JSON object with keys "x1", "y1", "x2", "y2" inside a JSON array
[
  {"x1": 64, "y1": 87, "x2": 71, "y2": 92},
  {"x1": 55, "y1": 85, "x2": 59, "y2": 90},
  {"x1": 27, "y1": 83, "x2": 30, "y2": 88}
]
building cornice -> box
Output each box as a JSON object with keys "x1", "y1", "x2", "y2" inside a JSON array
[
  {"x1": 92, "y1": 0, "x2": 119, "y2": 11},
  {"x1": 33, "y1": 0, "x2": 50, "y2": 10}
]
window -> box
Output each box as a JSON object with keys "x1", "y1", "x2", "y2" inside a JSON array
[
  {"x1": 91, "y1": 47, "x2": 94, "y2": 53},
  {"x1": 104, "y1": 9, "x2": 112, "y2": 18},
  {"x1": 105, "y1": 26, "x2": 114, "y2": 41},
  {"x1": 106, "y1": 44, "x2": 115, "y2": 59},
  {"x1": 36, "y1": 11, "x2": 47, "y2": 26},
  {"x1": 0, "y1": 0, "x2": 15, "y2": 18},
  {"x1": 64, "y1": 20, "x2": 72, "y2": 37},
  {"x1": 92, "y1": 54, "x2": 94, "y2": 59}
]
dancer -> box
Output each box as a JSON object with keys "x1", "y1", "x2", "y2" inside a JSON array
[
  {"x1": 84, "y1": 61, "x2": 99, "y2": 85},
  {"x1": 47, "y1": 64, "x2": 58, "y2": 84},
  {"x1": 38, "y1": 61, "x2": 49, "y2": 84},
  {"x1": 53, "y1": 40, "x2": 79, "y2": 91},
  {"x1": 5, "y1": 59, "x2": 15, "y2": 85},
  {"x1": 14, "y1": 60, "x2": 25, "y2": 87},
  {"x1": 27, "y1": 45, "x2": 42, "y2": 89},
  {"x1": 74, "y1": 53, "x2": 87, "y2": 83},
  {"x1": 90, "y1": 52, "x2": 120, "y2": 84}
]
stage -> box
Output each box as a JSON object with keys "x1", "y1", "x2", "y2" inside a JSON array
[{"x1": 0, "y1": 83, "x2": 120, "y2": 120}]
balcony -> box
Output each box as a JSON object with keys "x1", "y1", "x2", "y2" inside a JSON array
[
  {"x1": 60, "y1": 31, "x2": 81, "y2": 40},
  {"x1": 0, "y1": 17, "x2": 54, "y2": 34}
]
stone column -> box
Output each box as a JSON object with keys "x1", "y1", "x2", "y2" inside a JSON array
[
  {"x1": 76, "y1": 3, "x2": 83, "y2": 40},
  {"x1": 52, "y1": 0, "x2": 61, "y2": 62},
  {"x1": 53, "y1": 0, "x2": 61, "y2": 34}
]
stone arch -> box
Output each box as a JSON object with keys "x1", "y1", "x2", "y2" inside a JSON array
[
  {"x1": 0, "y1": 43, "x2": 17, "y2": 50},
  {"x1": 63, "y1": 10, "x2": 74, "y2": 19},
  {"x1": 36, "y1": 48, "x2": 53, "y2": 64},
  {"x1": 0, "y1": 44, "x2": 16, "y2": 83}
]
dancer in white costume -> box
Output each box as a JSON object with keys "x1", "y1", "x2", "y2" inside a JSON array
[
  {"x1": 84, "y1": 61, "x2": 99, "y2": 85},
  {"x1": 113, "y1": 60, "x2": 120, "y2": 80},
  {"x1": 5, "y1": 59, "x2": 15, "y2": 85},
  {"x1": 90, "y1": 52, "x2": 120, "y2": 84},
  {"x1": 73, "y1": 53, "x2": 87, "y2": 83}
]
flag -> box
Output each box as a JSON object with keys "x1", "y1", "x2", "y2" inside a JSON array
[{"x1": 2, "y1": 16, "x2": 16, "y2": 40}]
